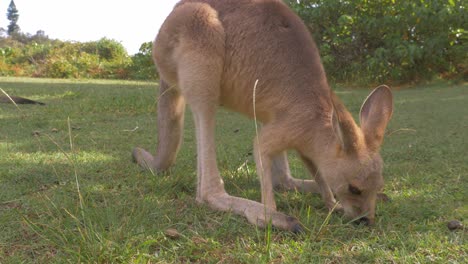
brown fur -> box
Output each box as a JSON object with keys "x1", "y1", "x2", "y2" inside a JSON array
[{"x1": 133, "y1": 0, "x2": 393, "y2": 231}]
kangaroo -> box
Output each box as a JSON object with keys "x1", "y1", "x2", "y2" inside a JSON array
[{"x1": 133, "y1": 0, "x2": 393, "y2": 232}]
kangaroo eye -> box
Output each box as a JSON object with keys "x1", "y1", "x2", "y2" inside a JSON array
[{"x1": 348, "y1": 185, "x2": 362, "y2": 195}]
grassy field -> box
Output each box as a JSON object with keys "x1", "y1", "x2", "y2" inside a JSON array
[{"x1": 0, "y1": 77, "x2": 466, "y2": 263}]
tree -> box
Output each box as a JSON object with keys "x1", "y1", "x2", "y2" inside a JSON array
[
  {"x1": 126, "y1": 42, "x2": 158, "y2": 80},
  {"x1": 7, "y1": 0, "x2": 20, "y2": 36},
  {"x1": 285, "y1": 0, "x2": 467, "y2": 84}
]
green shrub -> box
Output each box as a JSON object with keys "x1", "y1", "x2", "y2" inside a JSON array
[
  {"x1": 126, "y1": 42, "x2": 158, "y2": 80},
  {"x1": 0, "y1": 35, "x2": 137, "y2": 80},
  {"x1": 286, "y1": 0, "x2": 467, "y2": 84},
  {"x1": 0, "y1": 32, "x2": 160, "y2": 80}
]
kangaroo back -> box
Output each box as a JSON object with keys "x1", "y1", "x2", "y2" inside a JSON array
[{"x1": 156, "y1": 0, "x2": 331, "y2": 122}]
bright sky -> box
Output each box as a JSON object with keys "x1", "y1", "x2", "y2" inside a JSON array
[{"x1": 0, "y1": 0, "x2": 179, "y2": 54}]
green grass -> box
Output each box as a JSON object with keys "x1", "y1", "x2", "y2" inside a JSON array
[{"x1": 0, "y1": 77, "x2": 466, "y2": 263}]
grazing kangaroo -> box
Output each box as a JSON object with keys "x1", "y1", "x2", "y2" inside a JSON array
[{"x1": 133, "y1": 0, "x2": 393, "y2": 232}]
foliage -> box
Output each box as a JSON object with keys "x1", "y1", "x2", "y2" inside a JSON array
[
  {"x1": 1, "y1": 0, "x2": 158, "y2": 81},
  {"x1": 81, "y1": 38, "x2": 128, "y2": 62},
  {"x1": 285, "y1": 0, "x2": 467, "y2": 84},
  {"x1": 0, "y1": 34, "x2": 158, "y2": 80},
  {"x1": 2, "y1": 1, "x2": 466, "y2": 84},
  {"x1": 0, "y1": 78, "x2": 466, "y2": 262},
  {"x1": 7, "y1": 0, "x2": 20, "y2": 36},
  {"x1": 126, "y1": 42, "x2": 158, "y2": 80}
]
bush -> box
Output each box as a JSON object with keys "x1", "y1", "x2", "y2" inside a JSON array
[
  {"x1": 44, "y1": 56, "x2": 78, "y2": 78},
  {"x1": 0, "y1": 35, "x2": 140, "y2": 79},
  {"x1": 286, "y1": 0, "x2": 467, "y2": 84},
  {"x1": 126, "y1": 42, "x2": 158, "y2": 80},
  {"x1": 0, "y1": 33, "x2": 156, "y2": 81}
]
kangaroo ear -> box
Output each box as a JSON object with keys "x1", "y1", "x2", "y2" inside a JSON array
[
  {"x1": 331, "y1": 92, "x2": 362, "y2": 153},
  {"x1": 359, "y1": 85, "x2": 393, "y2": 151},
  {"x1": 331, "y1": 107, "x2": 346, "y2": 150}
]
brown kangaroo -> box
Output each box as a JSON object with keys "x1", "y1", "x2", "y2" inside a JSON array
[{"x1": 133, "y1": 0, "x2": 393, "y2": 232}]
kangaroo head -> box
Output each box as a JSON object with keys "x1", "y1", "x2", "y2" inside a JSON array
[{"x1": 328, "y1": 85, "x2": 393, "y2": 225}]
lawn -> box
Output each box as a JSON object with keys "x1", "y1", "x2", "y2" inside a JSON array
[{"x1": 0, "y1": 77, "x2": 466, "y2": 263}]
